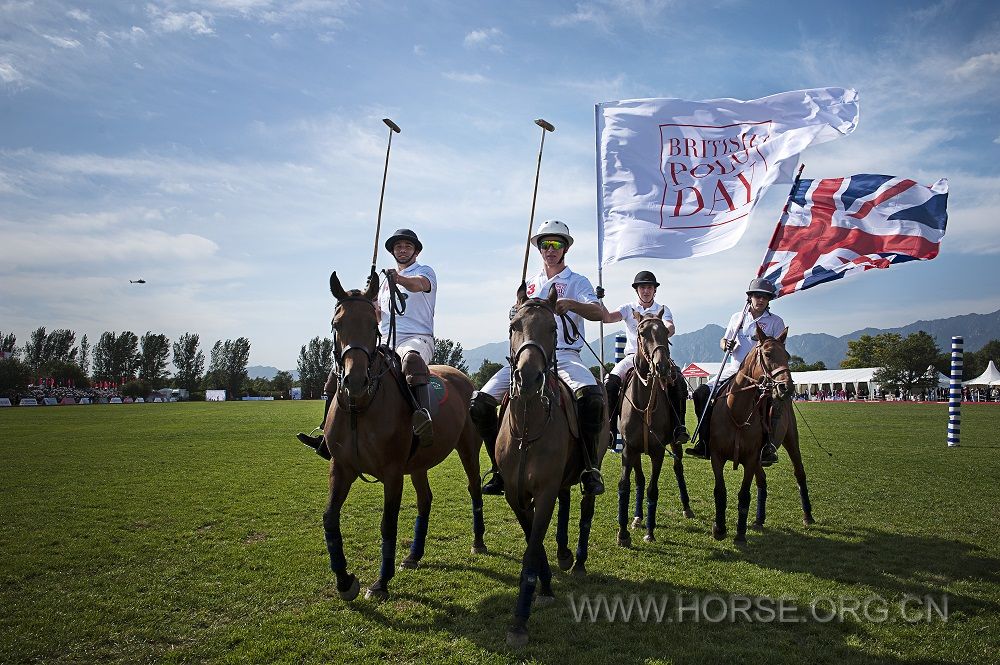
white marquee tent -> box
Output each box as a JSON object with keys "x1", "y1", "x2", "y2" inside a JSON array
[
  {"x1": 964, "y1": 360, "x2": 1000, "y2": 386},
  {"x1": 682, "y1": 363, "x2": 951, "y2": 396}
]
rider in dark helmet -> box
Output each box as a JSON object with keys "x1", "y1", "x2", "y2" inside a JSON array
[
  {"x1": 297, "y1": 228, "x2": 437, "y2": 457},
  {"x1": 687, "y1": 277, "x2": 785, "y2": 466},
  {"x1": 601, "y1": 270, "x2": 689, "y2": 446}
]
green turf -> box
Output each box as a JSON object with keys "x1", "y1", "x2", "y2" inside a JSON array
[{"x1": 2, "y1": 401, "x2": 998, "y2": 664}]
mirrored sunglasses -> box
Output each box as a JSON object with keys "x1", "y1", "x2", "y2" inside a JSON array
[{"x1": 539, "y1": 239, "x2": 566, "y2": 250}]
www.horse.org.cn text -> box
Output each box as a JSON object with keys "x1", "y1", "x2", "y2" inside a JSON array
[{"x1": 566, "y1": 593, "x2": 950, "y2": 624}]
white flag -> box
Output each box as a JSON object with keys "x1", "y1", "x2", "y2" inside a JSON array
[{"x1": 597, "y1": 88, "x2": 859, "y2": 264}]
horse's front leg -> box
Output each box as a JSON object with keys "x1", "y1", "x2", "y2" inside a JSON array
[
  {"x1": 573, "y1": 493, "x2": 596, "y2": 576},
  {"x1": 325, "y1": 461, "x2": 361, "y2": 600},
  {"x1": 711, "y1": 452, "x2": 727, "y2": 541},
  {"x1": 556, "y1": 488, "x2": 573, "y2": 570},
  {"x1": 671, "y1": 442, "x2": 695, "y2": 518},
  {"x1": 645, "y1": 447, "x2": 664, "y2": 542},
  {"x1": 632, "y1": 456, "x2": 646, "y2": 529},
  {"x1": 508, "y1": 491, "x2": 558, "y2": 648},
  {"x1": 751, "y1": 465, "x2": 767, "y2": 531},
  {"x1": 784, "y1": 429, "x2": 815, "y2": 525},
  {"x1": 400, "y1": 469, "x2": 431, "y2": 569},
  {"x1": 366, "y1": 470, "x2": 405, "y2": 601},
  {"x1": 616, "y1": 448, "x2": 633, "y2": 547},
  {"x1": 734, "y1": 460, "x2": 755, "y2": 545}
]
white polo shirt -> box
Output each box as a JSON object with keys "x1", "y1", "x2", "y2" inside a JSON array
[
  {"x1": 525, "y1": 265, "x2": 598, "y2": 353},
  {"x1": 723, "y1": 308, "x2": 786, "y2": 366},
  {"x1": 377, "y1": 262, "x2": 437, "y2": 339},
  {"x1": 617, "y1": 301, "x2": 673, "y2": 354}
]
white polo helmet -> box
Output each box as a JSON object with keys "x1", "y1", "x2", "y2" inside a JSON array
[{"x1": 530, "y1": 219, "x2": 574, "y2": 248}]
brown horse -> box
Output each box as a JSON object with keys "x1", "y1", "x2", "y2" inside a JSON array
[
  {"x1": 616, "y1": 310, "x2": 694, "y2": 548},
  {"x1": 321, "y1": 271, "x2": 487, "y2": 602},
  {"x1": 696, "y1": 323, "x2": 814, "y2": 544},
  {"x1": 498, "y1": 283, "x2": 609, "y2": 647}
]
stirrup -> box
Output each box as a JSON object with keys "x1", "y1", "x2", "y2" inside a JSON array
[
  {"x1": 672, "y1": 426, "x2": 690, "y2": 444},
  {"x1": 481, "y1": 468, "x2": 504, "y2": 495},
  {"x1": 760, "y1": 442, "x2": 779, "y2": 467},
  {"x1": 297, "y1": 427, "x2": 324, "y2": 449},
  {"x1": 412, "y1": 408, "x2": 434, "y2": 445},
  {"x1": 685, "y1": 442, "x2": 709, "y2": 459},
  {"x1": 580, "y1": 468, "x2": 605, "y2": 496}
]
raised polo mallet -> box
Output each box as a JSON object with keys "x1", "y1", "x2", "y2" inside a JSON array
[
  {"x1": 371, "y1": 118, "x2": 402, "y2": 271},
  {"x1": 520, "y1": 118, "x2": 556, "y2": 284}
]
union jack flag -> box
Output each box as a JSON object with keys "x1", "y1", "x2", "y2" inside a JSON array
[{"x1": 759, "y1": 174, "x2": 948, "y2": 297}]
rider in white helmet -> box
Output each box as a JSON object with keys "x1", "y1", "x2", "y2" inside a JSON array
[
  {"x1": 469, "y1": 220, "x2": 608, "y2": 497},
  {"x1": 688, "y1": 277, "x2": 785, "y2": 465}
]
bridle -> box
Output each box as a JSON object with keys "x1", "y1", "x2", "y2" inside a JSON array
[
  {"x1": 633, "y1": 318, "x2": 672, "y2": 387},
  {"x1": 331, "y1": 296, "x2": 388, "y2": 413},
  {"x1": 727, "y1": 339, "x2": 793, "y2": 429},
  {"x1": 506, "y1": 298, "x2": 559, "y2": 449},
  {"x1": 508, "y1": 299, "x2": 558, "y2": 400}
]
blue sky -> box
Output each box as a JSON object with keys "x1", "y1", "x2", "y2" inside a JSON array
[{"x1": 2, "y1": 0, "x2": 998, "y2": 369}]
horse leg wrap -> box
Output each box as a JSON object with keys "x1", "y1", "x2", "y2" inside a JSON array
[
  {"x1": 617, "y1": 486, "x2": 629, "y2": 529},
  {"x1": 575, "y1": 516, "x2": 593, "y2": 564},
  {"x1": 674, "y1": 464, "x2": 690, "y2": 507},
  {"x1": 516, "y1": 570, "x2": 538, "y2": 619},
  {"x1": 471, "y1": 498, "x2": 485, "y2": 538},
  {"x1": 756, "y1": 484, "x2": 768, "y2": 525},
  {"x1": 324, "y1": 524, "x2": 347, "y2": 573},
  {"x1": 409, "y1": 514, "x2": 428, "y2": 561},
  {"x1": 635, "y1": 477, "x2": 645, "y2": 519},
  {"x1": 379, "y1": 538, "x2": 396, "y2": 584},
  {"x1": 799, "y1": 483, "x2": 813, "y2": 515},
  {"x1": 556, "y1": 495, "x2": 570, "y2": 551},
  {"x1": 646, "y1": 501, "x2": 657, "y2": 534}
]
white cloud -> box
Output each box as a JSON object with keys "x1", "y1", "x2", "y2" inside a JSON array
[
  {"x1": 413, "y1": 44, "x2": 425, "y2": 56},
  {"x1": 148, "y1": 6, "x2": 216, "y2": 36},
  {"x1": 66, "y1": 8, "x2": 92, "y2": 23},
  {"x1": 551, "y1": 3, "x2": 609, "y2": 29},
  {"x1": 994, "y1": 135, "x2": 1000, "y2": 145},
  {"x1": 463, "y1": 27, "x2": 503, "y2": 53},
  {"x1": 42, "y1": 34, "x2": 82, "y2": 49},
  {"x1": 0, "y1": 59, "x2": 24, "y2": 84},
  {"x1": 953, "y1": 51, "x2": 1000, "y2": 78},
  {"x1": 443, "y1": 71, "x2": 488, "y2": 84}
]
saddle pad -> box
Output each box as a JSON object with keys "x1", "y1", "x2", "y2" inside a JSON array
[{"x1": 428, "y1": 374, "x2": 449, "y2": 417}]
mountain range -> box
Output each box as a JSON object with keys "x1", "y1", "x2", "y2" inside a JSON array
[{"x1": 461, "y1": 308, "x2": 1000, "y2": 371}]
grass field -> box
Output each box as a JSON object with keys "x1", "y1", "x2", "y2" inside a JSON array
[{"x1": 2, "y1": 400, "x2": 999, "y2": 664}]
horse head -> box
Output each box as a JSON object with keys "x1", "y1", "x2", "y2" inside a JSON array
[
  {"x1": 754, "y1": 322, "x2": 792, "y2": 400},
  {"x1": 509, "y1": 282, "x2": 558, "y2": 397},
  {"x1": 633, "y1": 308, "x2": 672, "y2": 381},
  {"x1": 329, "y1": 268, "x2": 380, "y2": 399}
]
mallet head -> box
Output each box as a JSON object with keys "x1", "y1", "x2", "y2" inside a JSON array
[
  {"x1": 534, "y1": 118, "x2": 555, "y2": 132},
  {"x1": 383, "y1": 118, "x2": 401, "y2": 133}
]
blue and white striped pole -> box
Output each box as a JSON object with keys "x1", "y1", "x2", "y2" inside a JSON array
[
  {"x1": 614, "y1": 333, "x2": 626, "y2": 453},
  {"x1": 948, "y1": 336, "x2": 962, "y2": 448}
]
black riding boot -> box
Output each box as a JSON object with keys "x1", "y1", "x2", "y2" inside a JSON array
[
  {"x1": 296, "y1": 394, "x2": 332, "y2": 460},
  {"x1": 760, "y1": 408, "x2": 780, "y2": 466},
  {"x1": 686, "y1": 384, "x2": 711, "y2": 459},
  {"x1": 470, "y1": 392, "x2": 503, "y2": 495},
  {"x1": 669, "y1": 372, "x2": 690, "y2": 444},
  {"x1": 577, "y1": 385, "x2": 606, "y2": 496},
  {"x1": 402, "y1": 352, "x2": 434, "y2": 446},
  {"x1": 604, "y1": 373, "x2": 623, "y2": 439}
]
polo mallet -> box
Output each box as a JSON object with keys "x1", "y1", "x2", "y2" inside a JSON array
[
  {"x1": 371, "y1": 118, "x2": 402, "y2": 272},
  {"x1": 520, "y1": 118, "x2": 555, "y2": 284}
]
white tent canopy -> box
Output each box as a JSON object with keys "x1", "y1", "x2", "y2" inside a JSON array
[
  {"x1": 683, "y1": 364, "x2": 950, "y2": 396},
  {"x1": 964, "y1": 360, "x2": 1000, "y2": 386}
]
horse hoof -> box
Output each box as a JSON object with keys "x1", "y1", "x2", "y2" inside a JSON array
[
  {"x1": 643, "y1": 534, "x2": 655, "y2": 543},
  {"x1": 365, "y1": 584, "x2": 389, "y2": 602},
  {"x1": 506, "y1": 625, "x2": 529, "y2": 648},
  {"x1": 750, "y1": 522, "x2": 764, "y2": 532},
  {"x1": 617, "y1": 533, "x2": 632, "y2": 548},
  {"x1": 683, "y1": 508, "x2": 695, "y2": 519},
  {"x1": 471, "y1": 543, "x2": 488, "y2": 555},
  {"x1": 557, "y1": 552, "x2": 574, "y2": 571},
  {"x1": 337, "y1": 575, "x2": 360, "y2": 601},
  {"x1": 712, "y1": 526, "x2": 726, "y2": 541},
  {"x1": 734, "y1": 535, "x2": 748, "y2": 546},
  {"x1": 630, "y1": 517, "x2": 644, "y2": 529},
  {"x1": 803, "y1": 516, "x2": 816, "y2": 526},
  {"x1": 534, "y1": 593, "x2": 556, "y2": 607},
  {"x1": 398, "y1": 557, "x2": 420, "y2": 570},
  {"x1": 571, "y1": 563, "x2": 587, "y2": 577}
]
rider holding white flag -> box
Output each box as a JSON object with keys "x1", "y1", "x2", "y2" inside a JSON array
[{"x1": 688, "y1": 277, "x2": 785, "y2": 465}]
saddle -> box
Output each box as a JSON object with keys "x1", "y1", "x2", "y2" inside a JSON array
[{"x1": 498, "y1": 373, "x2": 580, "y2": 441}]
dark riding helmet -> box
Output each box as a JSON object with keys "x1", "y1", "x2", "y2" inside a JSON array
[
  {"x1": 631, "y1": 271, "x2": 660, "y2": 288},
  {"x1": 384, "y1": 228, "x2": 423, "y2": 253},
  {"x1": 746, "y1": 277, "x2": 777, "y2": 299}
]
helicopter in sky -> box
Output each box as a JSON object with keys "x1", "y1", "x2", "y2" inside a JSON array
[{"x1": 129, "y1": 279, "x2": 146, "y2": 284}]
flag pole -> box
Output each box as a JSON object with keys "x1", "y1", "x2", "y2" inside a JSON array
[
  {"x1": 692, "y1": 163, "x2": 805, "y2": 446},
  {"x1": 594, "y1": 104, "x2": 607, "y2": 382}
]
